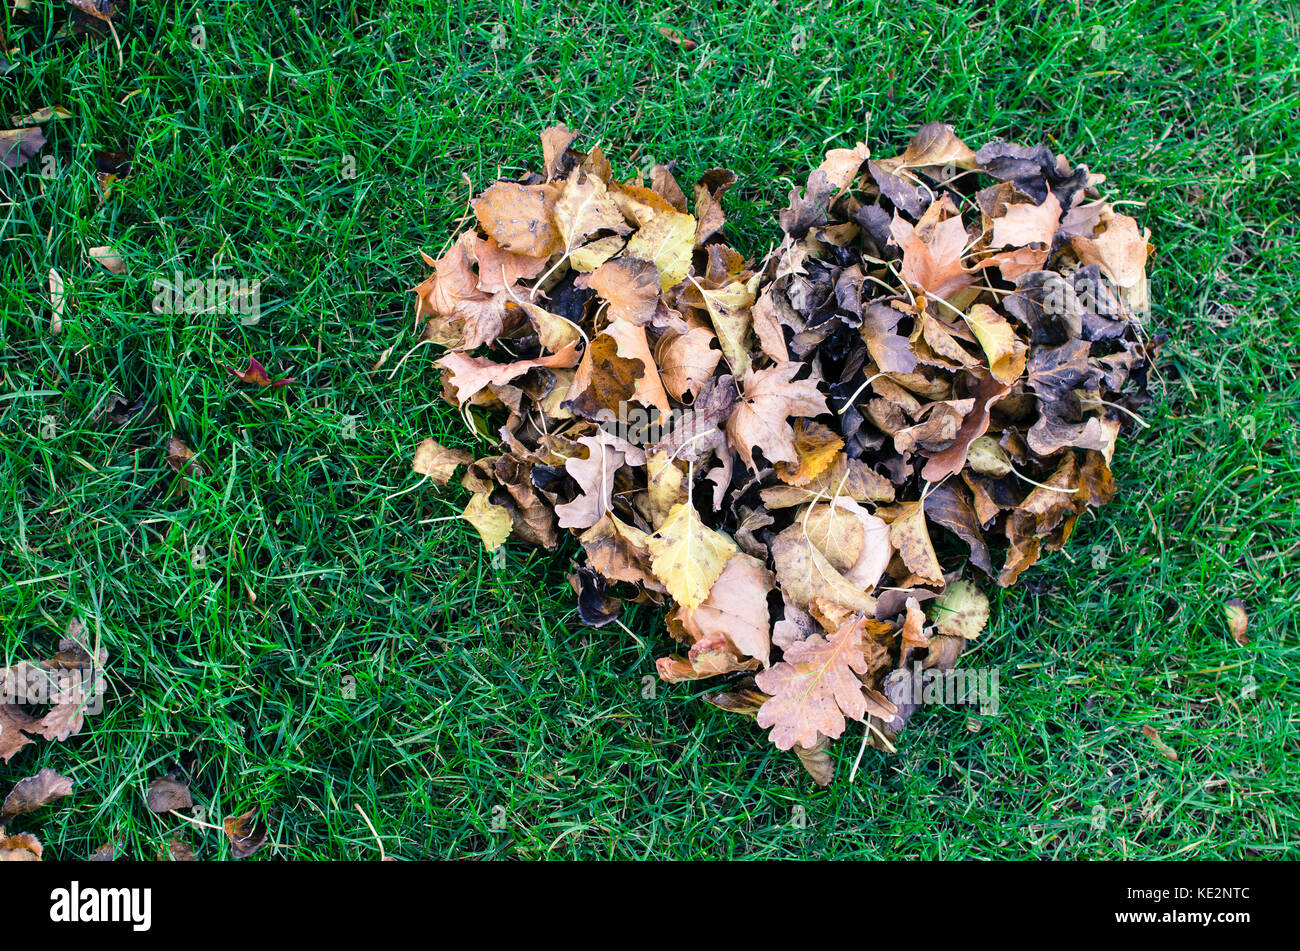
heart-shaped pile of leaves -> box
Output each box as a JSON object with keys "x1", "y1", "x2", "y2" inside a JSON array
[{"x1": 405, "y1": 123, "x2": 1161, "y2": 783}]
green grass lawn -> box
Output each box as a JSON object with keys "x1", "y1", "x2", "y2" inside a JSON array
[{"x1": 1, "y1": 0, "x2": 1297, "y2": 859}]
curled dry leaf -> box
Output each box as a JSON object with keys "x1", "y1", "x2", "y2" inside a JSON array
[
  {"x1": 228, "y1": 356, "x2": 296, "y2": 389},
  {"x1": 2, "y1": 768, "x2": 73, "y2": 820},
  {"x1": 0, "y1": 830, "x2": 42, "y2": 861},
  {"x1": 1141, "y1": 724, "x2": 1178, "y2": 762},
  {"x1": 0, "y1": 125, "x2": 46, "y2": 169},
  {"x1": 48, "y1": 267, "x2": 65, "y2": 334},
  {"x1": 223, "y1": 807, "x2": 270, "y2": 859},
  {"x1": 656, "y1": 25, "x2": 698, "y2": 50},
  {"x1": 145, "y1": 768, "x2": 193, "y2": 814},
  {"x1": 0, "y1": 766, "x2": 78, "y2": 862},
  {"x1": 1, "y1": 620, "x2": 108, "y2": 763},
  {"x1": 88, "y1": 244, "x2": 126, "y2": 274},
  {"x1": 165, "y1": 434, "x2": 206, "y2": 479},
  {"x1": 1223, "y1": 598, "x2": 1249, "y2": 647}
]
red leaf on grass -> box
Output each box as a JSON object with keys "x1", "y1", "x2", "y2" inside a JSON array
[{"x1": 228, "y1": 357, "x2": 296, "y2": 389}]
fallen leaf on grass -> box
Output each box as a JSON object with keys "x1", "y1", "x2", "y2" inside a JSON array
[
  {"x1": 228, "y1": 357, "x2": 296, "y2": 389},
  {"x1": 88, "y1": 244, "x2": 125, "y2": 274},
  {"x1": 0, "y1": 620, "x2": 109, "y2": 763},
  {"x1": 164, "y1": 434, "x2": 207, "y2": 493},
  {"x1": 1141, "y1": 724, "x2": 1178, "y2": 761},
  {"x1": 412, "y1": 438, "x2": 472, "y2": 485},
  {"x1": 0, "y1": 126, "x2": 46, "y2": 169},
  {"x1": 223, "y1": 807, "x2": 270, "y2": 859},
  {"x1": 0, "y1": 767, "x2": 78, "y2": 862},
  {"x1": 48, "y1": 267, "x2": 65, "y2": 334},
  {"x1": 159, "y1": 837, "x2": 196, "y2": 861},
  {"x1": 461, "y1": 492, "x2": 512, "y2": 551},
  {"x1": 1224, "y1": 598, "x2": 1249, "y2": 646},
  {"x1": 657, "y1": 25, "x2": 698, "y2": 50},
  {"x1": 89, "y1": 840, "x2": 121, "y2": 861},
  {"x1": 146, "y1": 767, "x2": 193, "y2": 813},
  {"x1": 0, "y1": 830, "x2": 42, "y2": 861},
  {"x1": 1, "y1": 768, "x2": 73, "y2": 820},
  {"x1": 9, "y1": 105, "x2": 71, "y2": 126}
]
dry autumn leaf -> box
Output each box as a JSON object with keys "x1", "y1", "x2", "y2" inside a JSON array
[
  {"x1": 648, "y1": 500, "x2": 737, "y2": 612},
  {"x1": 929, "y1": 580, "x2": 990, "y2": 640},
  {"x1": 755, "y1": 613, "x2": 891, "y2": 750},
  {"x1": 0, "y1": 125, "x2": 46, "y2": 169},
  {"x1": 228, "y1": 356, "x2": 296, "y2": 389},
  {"x1": 462, "y1": 492, "x2": 513, "y2": 551},
  {"x1": 1224, "y1": 598, "x2": 1249, "y2": 647},
  {"x1": 88, "y1": 244, "x2": 126, "y2": 274},
  {"x1": 145, "y1": 767, "x2": 193, "y2": 814},
  {"x1": 223, "y1": 807, "x2": 270, "y2": 859},
  {"x1": 1, "y1": 769, "x2": 73, "y2": 821},
  {"x1": 412, "y1": 438, "x2": 472, "y2": 485}
]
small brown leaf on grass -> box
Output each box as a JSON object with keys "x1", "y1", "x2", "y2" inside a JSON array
[
  {"x1": 1224, "y1": 598, "x2": 1249, "y2": 646},
  {"x1": 793, "y1": 735, "x2": 835, "y2": 786},
  {"x1": 88, "y1": 840, "x2": 120, "y2": 861},
  {"x1": 10, "y1": 105, "x2": 71, "y2": 126},
  {"x1": 88, "y1": 244, "x2": 125, "y2": 274},
  {"x1": 146, "y1": 768, "x2": 193, "y2": 813},
  {"x1": 1141, "y1": 724, "x2": 1178, "y2": 761},
  {"x1": 570, "y1": 567, "x2": 622, "y2": 628},
  {"x1": 1, "y1": 620, "x2": 108, "y2": 759},
  {"x1": 0, "y1": 829, "x2": 42, "y2": 861},
  {"x1": 48, "y1": 267, "x2": 65, "y2": 334},
  {"x1": 158, "y1": 837, "x2": 196, "y2": 861},
  {"x1": 0, "y1": 126, "x2": 46, "y2": 169},
  {"x1": 223, "y1": 807, "x2": 270, "y2": 859},
  {"x1": 2, "y1": 768, "x2": 73, "y2": 820},
  {"x1": 165, "y1": 434, "x2": 207, "y2": 484},
  {"x1": 656, "y1": 25, "x2": 698, "y2": 50},
  {"x1": 412, "y1": 438, "x2": 472, "y2": 485},
  {"x1": 164, "y1": 434, "x2": 200, "y2": 471},
  {"x1": 228, "y1": 357, "x2": 296, "y2": 389},
  {"x1": 68, "y1": 0, "x2": 117, "y2": 26}
]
